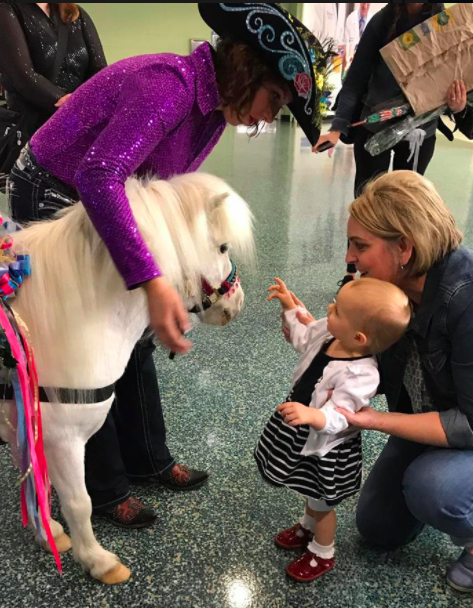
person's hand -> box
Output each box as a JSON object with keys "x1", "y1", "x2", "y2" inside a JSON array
[
  {"x1": 267, "y1": 277, "x2": 297, "y2": 311},
  {"x1": 312, "y1": 131, "x2": 341, "y2": 158},
  {"x1": 280, "y1": 291, "x2": 315, "y2": 342},
  {"x1": 144, "y1": 276, "x2": 192, "y2": 354},
  {"x1": 277, "y1": 402, "x2": 314, "y2": 426},
  {"x1": 55, "y1": 93, "x2": 72, "y2": 108},
  {"x1": 446, "y1": 80, "x2": 467, "y2": 114},
  {"x1": 335, "y1": 406, "x2": 384, "y2": 430}
]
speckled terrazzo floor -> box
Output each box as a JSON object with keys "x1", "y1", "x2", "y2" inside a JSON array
[{"x1": 1, "y1": 122, "x2": 473, "y2": 607}]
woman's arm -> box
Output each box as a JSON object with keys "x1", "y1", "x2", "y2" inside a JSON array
[
  {"x1": 313, "y1": 10, "x2": 390, "y2": 151},
  {"x1": 339, "y1": 290, "x2": 473, "y2": 448},
  {"x1": 454, "y1": 107, "x2": 473, "y2": 140},
  {"x1": 79, "y1": 7, "x2": 107, "y2": 77},
  {"x1": 73, "y1": 62, "x2": 201, "y2": 352},
  {"x1": 74, "y1": 62, "x2": 194, "y2": 289},
  {"x1": 337, "y1": 407, "x2": 448, "y2": 446},
  {"x1": 445, "y1": 80, "x2": 473, "y2": 140},
  {"x1": 330, "y1": 11, "x2": 390, "y2": 136},
  {"x1": 0, "y1": 4, "x2": 65, "y2": 110},
  {"x1": 442, "y1": 290, "x2": 473, "y2": 448}
]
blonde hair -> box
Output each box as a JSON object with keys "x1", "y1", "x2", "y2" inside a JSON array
[
  {"x1": 350, "y1": 171, "x2": 462, "y2": 277},
  {"x1": 342, "y1": 278, "x2": 411, "y2": 354}
]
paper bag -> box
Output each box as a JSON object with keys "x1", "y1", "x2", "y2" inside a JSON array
[{"x1": 380, "y1": 4, "x2": 473, "y2": 116}]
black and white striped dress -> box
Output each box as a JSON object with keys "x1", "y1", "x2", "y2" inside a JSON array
[{"x1": 255, "y1": 341, "x2": 363, "y2": 507}]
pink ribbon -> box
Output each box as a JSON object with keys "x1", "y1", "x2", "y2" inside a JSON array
[{"x1": 0, "y1": 306, "x2": 62, "y2": 573}]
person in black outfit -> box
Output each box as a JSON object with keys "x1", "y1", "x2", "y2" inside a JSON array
[
  {"x1": 0, "y1": 3, "x2": 209, "y2": 529},
  {"x1": 313, "y1": 3, "x2": 446, "y2": 196},
  {"x1": 313, "y1": 2, "x2": 471, "y2": 283},
  {"x1": 0, "y1": 2, "x2": 106, "y2": 172}
]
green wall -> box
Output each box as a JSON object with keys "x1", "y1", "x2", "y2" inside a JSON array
[
  {"x1": 82, "y1": 1, "x2": 459, "y2": 64},
  {"x1": 81, "y1": 3, "x2": 212, "y2": 63},
  {"x1": 81, "y1": 3, "x2": 303, "y2": 65}
]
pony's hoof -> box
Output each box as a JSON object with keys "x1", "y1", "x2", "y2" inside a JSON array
[
  {"x1": 98, "y1": 563, "x2": 131, "y2": 585},
  {"x1": 41, "y1": 532, "x2": 72, "y2": 554}
]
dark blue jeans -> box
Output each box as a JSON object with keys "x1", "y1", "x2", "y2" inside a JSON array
[
  {"x1": 8, "y1": 147, "x2": 175, "y2": 509},
  {"x1": 357, "y1": 436, "x2": 473, "y2": 550}
]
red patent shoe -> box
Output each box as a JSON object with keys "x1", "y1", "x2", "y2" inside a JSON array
[
  {"x1": 286, "y1": 549, "x2": 334, "y2": 582},
  {"x1": 274, "y1": 523, "x2": 313, "y2": 550}
]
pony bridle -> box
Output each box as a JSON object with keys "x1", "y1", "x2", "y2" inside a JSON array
[{"x1": 188, "y1": 260, "x2": 239, "y2": 314}]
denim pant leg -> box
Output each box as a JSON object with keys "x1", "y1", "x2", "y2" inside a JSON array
[
  {"x1": 85, "y1": 338, "x2": 175, "y2": 507},
  {"x1": 8, "y1": 154, "x2": 76, "y2": 222},
  {"x1": 113, "y1": 335, "x2": 175, "y2": 479},
  {"x1": 84, "y1": 411, "x2": 131, "y2": 510},
  {"x1": 403, "y1": 448, "x2": 473, "y2": 548},
  {"x1": 356, "y1": 436, "x2": 428, "y2": 550}
]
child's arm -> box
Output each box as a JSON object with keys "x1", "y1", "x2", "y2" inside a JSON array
[
  {"x1": 316, "y1": 365, "x2": 380, "y2": 435},
  {"x1": 277, "y1": 402, "x2": 326, "y2": 431},
  {"x1": 268, "y1": 278, "x2": 324, "y2": 354},
  {"x1": 267, "y1": 277, "x2": 297, "y2": 312}
]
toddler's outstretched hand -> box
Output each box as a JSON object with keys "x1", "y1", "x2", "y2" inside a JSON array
[{"x1": 267, "y1": 277, "x2": 297, "y2": 311}]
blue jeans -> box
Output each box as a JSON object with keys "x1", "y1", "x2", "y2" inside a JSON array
[{"x1": 357, "y1": 436, "x2": 473, "y2": 549}]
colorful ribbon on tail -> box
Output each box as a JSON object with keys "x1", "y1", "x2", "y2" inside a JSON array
[
  {"x1": 0, "y1": 304, "x2": 61, "y2": 573},
  {"x1": 0, "y1": 220, "x2": 61, "y2": 573}
]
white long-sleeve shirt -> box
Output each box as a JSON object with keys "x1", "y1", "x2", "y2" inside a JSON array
[
  {"x1": 305, "y1": 3, "x2": 346, "y2": 45},
  {"x1": 284, "y1": 309, "x2": 379, "y2": 457},
  {"x1": 344, "y1": 9, "x2": 373, "y2": 67}
]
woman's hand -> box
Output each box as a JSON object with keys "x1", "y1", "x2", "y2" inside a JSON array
[
  {"x1": 144, "y1": 277, "x2": 192, "y2": 354},
  {"x1": 312, "y1": 131, "x2": 341, "y2": 158},
  {"x1": 335, "y1": 406, "x2": 384, "y2": 430},
  {"x1": 447, "y1": 80, "x2": 467, "y2": 114},
  {"x1": 55, "y1": 93, "x2": 72, "y2": 108}
]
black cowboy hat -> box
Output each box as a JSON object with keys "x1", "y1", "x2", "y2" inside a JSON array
[{"x1": 199, "y1": 3, "x2": 332, "y2": 146}]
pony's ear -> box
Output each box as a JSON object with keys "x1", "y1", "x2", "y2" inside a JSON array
[{"x1": 210, "y1": 193, "x2": 229, "y2": 211}]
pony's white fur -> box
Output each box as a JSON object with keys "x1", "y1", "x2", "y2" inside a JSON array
[
  {"x1": 0, "y1": 172, "x2": 254, "y2": 583},
  {"x1": 11, "y1": 172, "x2": 255, "y2": 388}
]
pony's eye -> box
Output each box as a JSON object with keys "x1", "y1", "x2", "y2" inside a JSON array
[{"x1": 220, "y1": 244, "x2": 228, "y2": 254}]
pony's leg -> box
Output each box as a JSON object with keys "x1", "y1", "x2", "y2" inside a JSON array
[
  {"x1": 0, "y1": 399, "x2": 12, "y2": 443},
  {"x1": 0, "y1": 400, "x2": 72, "y2": 553},
  {"x1": 32, "y1": 516, "x2": 72, "y2": 554},
  {"x1": 41, "y1": 398, "x2": 131, "y2": 584}
]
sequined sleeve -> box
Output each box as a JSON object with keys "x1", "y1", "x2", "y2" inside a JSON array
[
  {"x1": 79, "y1": 8, "x2": 107, "y2": 77},
  {"x1": 0, "y1": 3, "x2": 64, "y2": 111},
  {"x1": 74, "y1": 63, "x2": 195, "y2": 289}
]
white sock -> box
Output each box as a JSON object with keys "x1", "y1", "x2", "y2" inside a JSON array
[
  {"x1": 299, "y1": 512, "x2": 315, "y2": 534},
  {"x1": 308, "y1": 539, "x2": 335, "y2": 560}
]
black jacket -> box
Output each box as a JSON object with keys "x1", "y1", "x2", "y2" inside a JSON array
[
  {"x1": 0, "y1": 3, "x2": 106, "y2": 116},
  {"x1": 380, "y1": 247, "x2": 473, "y2": 449},
  {"x1": 331, "y1": 4, "x2": 444, "y2": 137}
]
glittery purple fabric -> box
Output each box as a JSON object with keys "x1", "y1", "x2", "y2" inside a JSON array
[{"x1": 31, "y1": 43, "x2": 226, "y2": 288}]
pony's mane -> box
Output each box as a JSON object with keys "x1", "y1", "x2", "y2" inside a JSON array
[
  {"x1": 128, "y1": 172, "x2": 255, "y2": 296},
  {"x1": 11, "y1": 173, "x2": 255, "y2": 382}
]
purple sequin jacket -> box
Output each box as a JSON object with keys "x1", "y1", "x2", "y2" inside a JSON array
[{"x1": 31, "y1": 43, "x2": 226, "y2": 288}]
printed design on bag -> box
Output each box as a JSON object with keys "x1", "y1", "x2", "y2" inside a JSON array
[
  {"x1": 398, "y1": 29, "x2": 421, "y2": 51},
  {"x1": 419, "y1": 22, "x2": 431, "y2": 37},
  {"x1": 432, "y1": 10, "x2": 454, "y2": 31}
]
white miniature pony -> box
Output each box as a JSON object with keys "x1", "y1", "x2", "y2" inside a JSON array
[{"x1": 0, "y1": 172, "x2": 254, "y2": 584}]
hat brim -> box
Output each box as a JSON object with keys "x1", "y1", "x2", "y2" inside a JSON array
[{"x1": 199, "y1": 3, "x2": 323, "y2": 146}]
